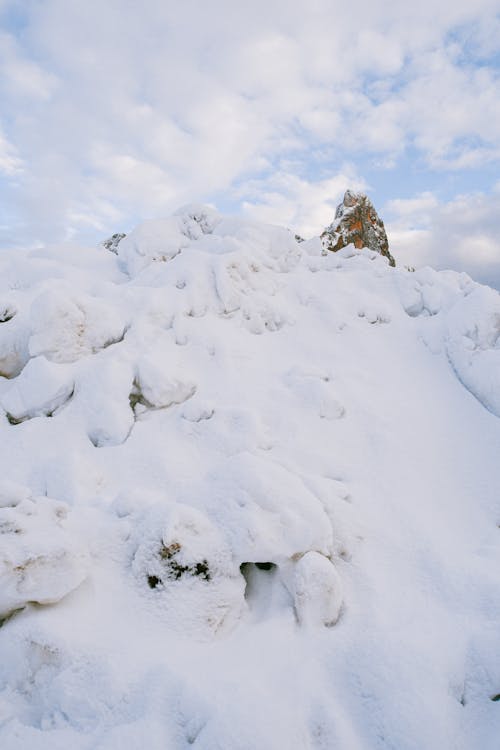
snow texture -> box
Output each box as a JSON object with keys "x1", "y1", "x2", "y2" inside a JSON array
[{"x1": 0, "y1": 204, "x2": 499, "y2": 749}]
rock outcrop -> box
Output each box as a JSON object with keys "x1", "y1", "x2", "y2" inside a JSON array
[
  {"x1": 321, "y1": 190, "x2": 395, "y2": 266},
  {"x1": 101, "y1": 232, "x2": 126, "y2": 254}
]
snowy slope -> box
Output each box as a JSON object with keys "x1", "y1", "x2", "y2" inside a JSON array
[{"x1": 0, "y1": 206, "x2": 500, "y2": 749}]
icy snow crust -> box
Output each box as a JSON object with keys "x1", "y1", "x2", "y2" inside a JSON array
[{"x1": 0, "y1": 206, "x2": 500, "y2": 748}]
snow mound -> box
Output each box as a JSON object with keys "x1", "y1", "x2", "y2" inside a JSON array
[
  {"x1": 130, "y1": 502, "x2": 245, "y2": 638},
  {"x1": 0, "y1": 303, "x2": 30, "y2": 378},
  {"x1": 28, "y1": 286, "x2": 126, "y2": 363},
  {"x1": 445, "y1": 285, "x2": 500, "y2": 416},
  {"x1": 293, "y1": 551, "x2": 343, "y2": 627},
  {"x1": 0, "y1": 205, "x2": 499, "y2": 749},
  {"x1": 0, "y1": 486, "x2": 88, "y2": 621},
  {"x1": 117, "y1": 204, "x2": 221, "y2": 276},
  {"x1": 0, "y1": 357, "x2": 74, "y2": 423}
]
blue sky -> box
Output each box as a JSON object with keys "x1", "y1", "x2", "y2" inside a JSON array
[{"x1": 0, "y1": 0, "x2": 499, "y2": 286}]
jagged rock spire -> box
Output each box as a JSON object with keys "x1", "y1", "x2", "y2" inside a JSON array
[{"x1": 321, "y1": 190, "x2": 395, "y2": 267}]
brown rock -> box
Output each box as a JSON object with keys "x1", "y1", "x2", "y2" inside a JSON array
[{"x1": 321, "y1": 190, "x2": 395, "y2": 266}]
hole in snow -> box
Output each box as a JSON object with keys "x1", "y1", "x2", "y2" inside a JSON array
[
  {"x1": 147, "y1": 575, "x2": 161, "y2": 589},
  {"x1": 240, "y1": 561, "x2": 276, "y2": 581},
  {"x1": 239, "y1": 562, "x2": 293, "y2": 619},
  {"x1": 255, "y1": 562, "x2": 274, "y2": 571},
  {"x1": 240, "y1": 561, "x2": 276, "y2": 599}
]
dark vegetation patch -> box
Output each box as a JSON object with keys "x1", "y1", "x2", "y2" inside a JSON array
[
  {"x1": 129, "y1": 379, "x2": 153, "y2": 412},
  {"x1": 147, "y1": 542, "x2": 211, "y2": 589}
]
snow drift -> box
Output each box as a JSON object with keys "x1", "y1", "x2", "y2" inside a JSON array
[{"x1": 0, "y1": 205, "x2": 499, "y2": 749}]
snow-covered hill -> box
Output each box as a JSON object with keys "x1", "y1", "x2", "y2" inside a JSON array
[{"x1": 1, "y1": 205, "x2": 500, "y2": 749}]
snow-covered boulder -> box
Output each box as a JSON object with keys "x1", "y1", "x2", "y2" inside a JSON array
[
  {"x1": 131, "y1": 503, "x2": 245, "y2": 637},
  {"x1": 0, "y1": 356, "x2": 74, "y2": 423},
  {"x1": 28, "y1": 286, "x2": 126, "y2": 363},
  {"x1": 0, "y1": 487, "x2": 88, "y2": 621},
  {"x1": 0, "y1": 303, "x2": 30, "y2": 379},
  {"x1": 77, "y1": 356, "x2": 136, "y2": 447},
  {"x1": 292, "y1": 551, "x2": 343, "y2": 627},
  {"x1": 117, "y1": 204, "x2": 221, "y2": 277},
  {"x1": 134, "y1": 349, "x2": 197, "y2": 411}
]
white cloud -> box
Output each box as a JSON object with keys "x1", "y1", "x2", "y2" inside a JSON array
[
  {"x1": 240, "y1": 170, "x2": 367, "y2": 237},
  {"x1": 385, "y1": 191, "x2": 500, "y2": 288},
  {"x1": 0, "y1": 0, "x2": 498, "y2": 246},
  {"x1": 0, "y1": 31, "x2": 58, "y2": 101},
  {"x1": 0, "y1": 127, "x2": 23, "y2": 175},
  {"x1": 386, "y1": 193, "x2": 439, "y2": 223}
]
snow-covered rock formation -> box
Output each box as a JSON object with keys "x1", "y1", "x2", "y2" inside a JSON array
[
  {"x1": 0, "y1": 205, "x2": 499, "y2": 749},
  {"x1": 100, "y1": 233, "x2": 126, "y2": 254},
  {"x1": 322, "y1": 189, "x2": 395, "y2": 266}
]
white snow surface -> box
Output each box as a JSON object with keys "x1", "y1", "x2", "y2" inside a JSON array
[{"x1": 0, "y1": 205, "x2": 500, "y2": 749}]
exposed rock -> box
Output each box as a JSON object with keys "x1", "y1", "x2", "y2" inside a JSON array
[
  {"x1": 321, "y1": 190, "x2": 395, "y2": 267},
  {"x1": 101, "y1": 232, "x2": 126, "y2": 254}
]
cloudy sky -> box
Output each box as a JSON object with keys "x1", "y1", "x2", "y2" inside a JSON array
[{"x1": 1, "y1": 0, "x2": 499, "y2": 286}]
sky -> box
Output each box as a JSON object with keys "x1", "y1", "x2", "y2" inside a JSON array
[{"x1": 0, "y1": 0, "x2": 499, "y2": 286}]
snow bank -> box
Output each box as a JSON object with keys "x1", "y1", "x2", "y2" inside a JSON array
[
  {"x1": 445, "y1": 285, "x2": 500, "y2": 416},
  {"x1": 0, "y1": 205, "x2": 499, "y2": 749}
]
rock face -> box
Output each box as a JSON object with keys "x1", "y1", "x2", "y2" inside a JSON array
[{"x1": 321, "y1": 190, "x2": 395, "y2": 266}]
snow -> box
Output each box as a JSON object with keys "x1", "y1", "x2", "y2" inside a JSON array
[
  {"x1": 0, "y1": 357, "x2": 74, "y2": 423},
  {"x1": 0, "y1": 205, "x2": 500, "y2": 748},
  {"x1": 0, "y1": 488, "x2": 88, "y2": 619}
]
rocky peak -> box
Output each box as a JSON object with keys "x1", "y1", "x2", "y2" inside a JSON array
[{"x1": 321, "y1": 190, "x2": 395, "y2": 267}]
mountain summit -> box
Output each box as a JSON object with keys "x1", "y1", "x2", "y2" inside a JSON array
[{"x1": 322, "y1": 189, "x2": 395, "y2": 266}]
